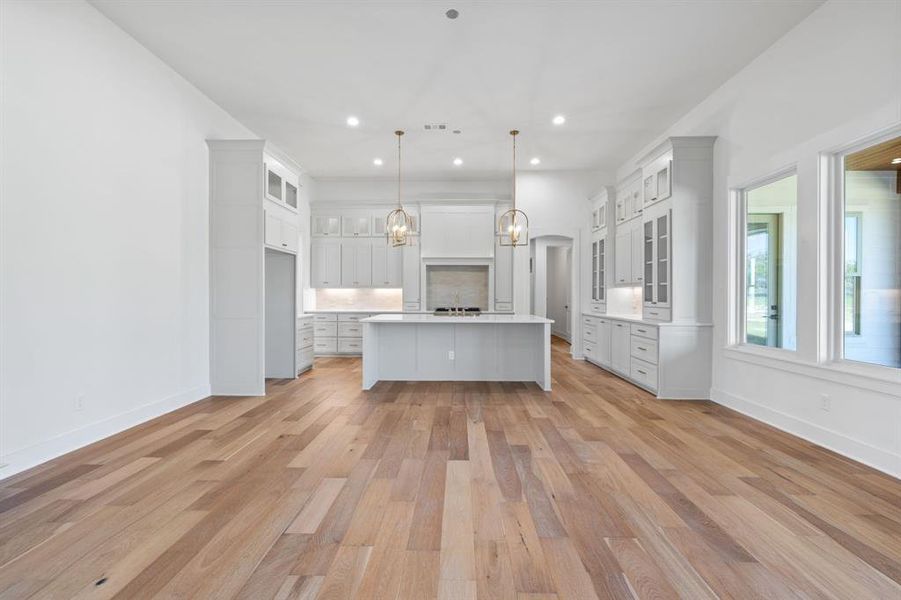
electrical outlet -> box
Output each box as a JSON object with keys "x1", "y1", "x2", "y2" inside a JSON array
[
  {"x1": 448, "y1": 350, "x2": 455, "y2": 360},
  {"x1": 75, "y1": 394, "x2": 85, "y2": 411},
  {"x1": 820, "y1": 393, "x2": 831, "y2": 412}
]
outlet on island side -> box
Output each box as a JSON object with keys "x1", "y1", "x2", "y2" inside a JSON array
[
  {"x1": 448, "y1": 350, "x2": 455, "y2": 360},
  {"x1": 820, "y1": 393, "x2": 831, "y2": 412},
  {"x1": 75, "y1": 393, "x2": 85, "y2": 411}
]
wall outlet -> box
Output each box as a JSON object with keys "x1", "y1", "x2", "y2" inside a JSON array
[
  {"x1": 820, "y1": 393, "x2": 831, "y2": 412},
  {"x1": 75, "y1": 393, "x2": 85, "y2": 411},
  {"x1": 448, "y1": 350, "x2": 455, "y2": 360}
]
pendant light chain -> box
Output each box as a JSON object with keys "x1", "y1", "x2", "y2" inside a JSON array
[{"x1": 396, "y1": 130, "x2": 403, "y2": 210}]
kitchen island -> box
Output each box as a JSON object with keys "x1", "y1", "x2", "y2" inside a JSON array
[{"x1": 361, "y1": 313, "x2": 554, "y2": 391}]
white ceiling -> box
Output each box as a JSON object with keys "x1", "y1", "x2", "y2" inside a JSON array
[{"x1": 90, "y1": 0, "x2": 821, "y2": 179}]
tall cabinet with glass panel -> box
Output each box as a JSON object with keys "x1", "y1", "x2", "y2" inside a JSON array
[{"x1": 841, "y1": 135, "x2": 900, "y2": 369}]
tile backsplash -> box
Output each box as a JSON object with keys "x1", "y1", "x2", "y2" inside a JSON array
[
  {"x1": 426, "y1": 265, "x2": 489, "y2": 310},
  {"x1": 314, "y1": 288, "x2": 403, "y2": 310}
]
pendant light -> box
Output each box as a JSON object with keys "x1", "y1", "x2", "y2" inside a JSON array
[
  {"x1": 385, "y1": 130, "x2": 415, "y2": 247},
  {"x1": 497, "y1": 129, "x2": 529, "y2": 246}
]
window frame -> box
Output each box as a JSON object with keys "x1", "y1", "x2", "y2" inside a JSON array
[
  {"x1": 843, "y1": 212, "x2": 862, "y2": 336},
  {"x1": 729, "y1": 167, "x2": 799, "y2": 354},
  {"x1": 825, "y1": 126, "x2": 901, "y2": 372}
]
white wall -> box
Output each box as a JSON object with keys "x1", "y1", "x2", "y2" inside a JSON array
[
  {"x1": 616, "y1": 0, "x2": 901, "y2": 476},
  {"x1": 546, "y1": 246, "x2": 572, "y2": 340},
  {"x1": 0, "y1": 0, "x2": 260, "y2": 476}
]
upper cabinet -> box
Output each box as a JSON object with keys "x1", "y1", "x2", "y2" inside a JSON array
[
  {"x1": 311, "y1": 240, "x2": 341, "y2": 288},
  {"x1": 312, "y1": 214, "x2": 341, "y2": 237},
  {"x1": 340, "y1": 239, "x2": 373, "y2": 287},
  {"x1": 342, "y1": 213, "x2": 372, "y2": 237},
  {"x1": 264, "y1": 210, "x2": 298, "y2": 254},
  {"x1": 590, "y1": 188, "x2": 611, "y2": 232},
  {"x1": 635, "y1": 136, "x2": 715, "y2": 323},
  {"x1": 264, "y1": 160, "x2": 300, "y2": 213},
  {"x1": 495, "y1": 211, "x2": 514, "y2": 311},
  {"x1": 589, "y1": 232, "x2": 606, "y2": 314},
  {"x1": 615, "y1": 171, "x2": 643, "y2": 225},
  {"x1": 371, "y1": 243, "x2": 403, "y2": 288}
]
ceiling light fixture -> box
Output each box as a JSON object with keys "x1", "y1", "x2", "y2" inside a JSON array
[
  {"x1": 497, "y1": 130, "x2": 529, "y2": 247},
  {"x1": 552, "y1": 115, "x2": 566, "y2": 125},
  {"x1": 892, "y1": 157, "x2": 901, "y2": 165},
  {"x1": 453, "y1": 157, "x2": 463, "y2": 166},
  {"x1": 346, "y1": 116, "x2": 360, "y2": 127},
  {"x1": 373, "y1": 158, "x2": 383, "y2": 166},
  {"x1": 385, "y1": 131, "x2": 415, "y2": 247},
  {"x1": 530, "y1": 157, "x2": 541, "y2": 166}
]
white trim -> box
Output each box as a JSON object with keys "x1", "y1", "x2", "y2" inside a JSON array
[
  {"x1": 0, "y1": 385, "x2": 211, "y2": 480},
  {"x1": 710, "y1": 387, "x2": 900, "y2": 479},
  {"x1": 722, "y1": 345, "x2": 900, "y2": 396}
]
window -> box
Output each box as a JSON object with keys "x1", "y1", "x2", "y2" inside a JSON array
[
  {"x1": 741, "y1": 173, "x2": 797, "y2": 350},
  {"x1": 841, "y1": 136, "x2": 900, "y2": 369}
]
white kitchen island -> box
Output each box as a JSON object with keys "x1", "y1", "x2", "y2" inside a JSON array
[{"x1": 361, "y1": 314, "x2": 554, "y2": 391}]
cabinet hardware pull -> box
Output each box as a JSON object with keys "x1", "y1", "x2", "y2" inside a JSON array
[
  {"x1": 282, "y1": 243, "x2": 287, "y2": 247},
  {"x1": 637, "y1": 347, "x2": 647, "y2": 351},
  {"x1": 638, "y1": 369, "x2": 647, "y2": 375}
]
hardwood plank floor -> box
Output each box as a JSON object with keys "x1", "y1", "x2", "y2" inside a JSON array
[{"x1": 1, "y1": 338, "x2": 900, "y2": 599}]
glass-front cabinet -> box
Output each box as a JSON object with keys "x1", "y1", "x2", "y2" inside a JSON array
[
  {"x1": 642, "y1": 208, "x2": 671, "y2": 309},
  {"x1": 590, "y1": 234, "x2": 606, "y2": 312}
]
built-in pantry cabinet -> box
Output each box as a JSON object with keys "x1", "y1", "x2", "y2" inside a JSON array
[
  {"x1": 207, "y1": 140, "x2": 303, "y2": 396},
  {"x1": 581, "y1": 136, "x2": 714, "y2": 399}
]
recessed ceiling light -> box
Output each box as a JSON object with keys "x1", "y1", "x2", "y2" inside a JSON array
[
  {"x1": 373, "y1": 158, "x2": 383, "y2": 166},
  {"x1": 892, "y1": 157, "x2": 901, "y2": 165},
  {"x1": 346, "y1": 116, "x2": 360, "y2": 127},
  {"x1": 530, "y1": 157, "x2": 541, "y2": 166},
  {"x1": 552, "y1": 115, "x2": 566, "y2": 125},
  {"x1": 453, "y1": 157, "x2": 463, "y2": 166}
]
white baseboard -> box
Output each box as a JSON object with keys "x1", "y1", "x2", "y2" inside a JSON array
[
  {"x1": 710, "y1": 387, "x2": 900, "y2": 479},
  {"x1": 0, "y1": 384, "x2": 211, "y2": 480}
]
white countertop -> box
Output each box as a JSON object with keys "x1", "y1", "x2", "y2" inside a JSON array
[
  {"x1": 582, "y1": 312, "x2": 713, "y2": 327},
  {"x1": 362, "y1": 313, "x2": 553, "y2": 324}
]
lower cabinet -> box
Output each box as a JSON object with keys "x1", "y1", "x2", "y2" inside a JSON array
[
  {"x1": 582, "y1": 313, "x2": 712, "y2": 398},
  {"x1": 297, "y1": 315, "x2": 314, "y2": 374},
  {"x1": 312, "y1": 312, "x2": 369, "y2": 356}
]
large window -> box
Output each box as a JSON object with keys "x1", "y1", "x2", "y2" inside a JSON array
[
  {"x1": 841, "y1": 136, "x2": 900, "y2": 368},
  {"x1": 742, "y1": 174, "x2": 797, "y2": 350}
]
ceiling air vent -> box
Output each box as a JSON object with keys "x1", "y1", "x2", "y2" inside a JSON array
[{"x1": 423, "y1": 123, "x2": 448, "y2": 131}]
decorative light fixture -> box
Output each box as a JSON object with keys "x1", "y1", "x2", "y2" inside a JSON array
[
  {"x1": 385, "y1": 130, "x2": 415, "y2": 247},
  {"x1": 497, "y1": 130, "x2": 529, "y2": 247}
]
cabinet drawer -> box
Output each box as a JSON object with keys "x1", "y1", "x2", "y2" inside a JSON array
[
  {"x1": 630, "y1": 323, "x2": 657, "y2": 340},
  {"x1": 297, "y1": 347, "x2": 314, "y2": 371},
  {"x1": 312, "y1": 313, "x2": 338, "y2": 322},
  {"x1": 643, "y1": 307, "x2": 671, "y2": 322},
  {"x1": 630, "y1": 336, "x2": 658, "y2": 364},
  {"x1": 583, "y1": 325, "x2": 596, "y2": 342},
  {"x1": 583, "y1": 341, "x2": 596, "y2": 360},
  {"x1": 338, "y1": 313, "x2": 370, "y2": 322},
  {"x1": 403, "y1": 302, "x2": 421, "y2": 312},
  {"x1": 338, "y1": 322, "x2": 363, "y2": 338},
  {"x1": 495, "y1": 302, "x2": 513, "y2": 312},
  {"x1": 313, "y1": 337, "x2": 337, "y2": 354},
  {"x1": 297, "y1": 315, "x2": 314, "y2": 327},
  {"x1": 314, "y1": 322, "x2": 338, "y2": 337},
  {"x1": 582, "y1": 315, "x2": 598, "y2": 327},
  {"x1": 338, "y1": 338, "x2": 363, "y2": 354},
  {"x1": 298, "y1": 327, "x2": 314, "y2": 349},
  {"x1": 588, "y1": 302, "x2": 605, "y2": 315},
  {"x1": 630, "y1": 358, "x2": 658, "y2": 390}
]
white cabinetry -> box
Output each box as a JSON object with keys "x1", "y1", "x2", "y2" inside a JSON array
[
  {"x1": 264, "y1": 210, "x2": 298, "y2": 253},
  {"x1": 495, "y1": 233, "x2": 514, "y2": 312},
  {"x1": 591, "y1": 188, "x2": 611, "y2": 232},
  {"x1": 312, "y1": 214, "x2": 341, "y2": 237},
  {"x1": 371, "y1": 243, "x2": 402, "y2": 288},
  {"x1": 589, "y1": 234, "x2": 606, "y2": 313},
  {"x1": 341, "y1": 240, "x2": 372, "y2": 287},
  {"x1": 265, "y1": 162, "x2": 300, "y2": 211},
  {"x1": 614, "y1": 227, "x2": 631, "y2": 285},
  {"x1": 596, "y1": 318, "x2": 611, "y2": 366},
  {"x1": 342, "y1": 213, "x2": 373, "y2": 237},
  {"x1": 402, "y1": 244, "x2": 421, "y2": 310},
  {"x1": 642, "y1": 205, "x2": 672, "y2": 316},
  {"x1": 297, "y1": 315, "x2": 313, "y2": 374},
  {"x1": 610, "y1": 321, "x2": 630, "y2": 374},
  {"x1": 420, "y1": 205, "x2": 494, "y2": 258},
  {"x1": 630, "y1": 218, "x2": 643, "y2": 285},
  {"x1": 311, "y1": 240, "x2": 341, "y2": 288}
]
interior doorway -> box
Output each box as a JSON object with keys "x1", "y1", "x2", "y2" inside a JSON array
[{"x1": 530, "y1": 235, "x2": 575, "y2": 348}]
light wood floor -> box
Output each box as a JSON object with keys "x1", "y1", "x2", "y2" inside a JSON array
[{"x1": 1, "y1": 338, "x2": 900, "y2": 599}]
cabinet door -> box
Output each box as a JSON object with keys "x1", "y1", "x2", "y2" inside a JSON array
[
  {"x1": 371, "y1": 243, "x2": 401, "y2": 287},
  {"x1": 495, "y1": 242, "x2": 513, "y2": 304},
  {"x1": 643, "y1": 219, "x2": 655, "y2": 304},
  {"x1": 655, "y1": 211, "x2": 671, "y2": 307},
  {"x1": 597, "y1": 319, "x2": 611, "y2": 366},
  {"x1": 264, "y1": 211, "x2": 281, "y2": 248},
  {"x1": 598, "y1": 202, "x2": 607, "y2": 229},
  {"x1": 342, "y1": 215, "x2": 372, "y2": 237},
  {"x1": 312, "y1": 215, "x2": 340, "y2": 237},
  {"x1": 630, "y1": 219, "x2": 643, "y2": 284},
  {"x1": 591, "y1": 207, "x2": 600, "y2": 231},
  {"x1": 265, "y1": 166, "x2": 283, "y2": 203},
  {"x1": 402, "y1": 244, "x2": 420, "y2": 303},
  {"x1": 281, "y1": 220, "x2": 298, "y2": 253},
  {"x1": 312, "y1": 241, "x2": 340, "y2": 287},
  {"x1": 342, "y1": 242, "x2": 371, "y2": 287},
  {"x1": 631, "y1": 187, "x2": 643, "y2": 219},
  {"x1": 614, "y1": 228, "x2": 631, "y2": 285},
  {"x1": 385, "y1": 245, "x2": 402, "y2": 287},
  {"x1": 611, "y1": 321, "x2": 630, "y2": 373},
  {"x1": 597, "y1": 237, "x2": 606, "y2": 301},
  {"x1": 591, "y1": 240, "x2": 598, "y2": 301},
  {"x1": 284, "y1": 181, "x2": 298, "y2": 210},
  {"x1": 372, "y1": 212, "x2": 388, "y2": 237}
]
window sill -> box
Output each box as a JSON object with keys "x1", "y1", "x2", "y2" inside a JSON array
[{"x1": 722, "y1": 345, "x2": 900, "y2": 397}]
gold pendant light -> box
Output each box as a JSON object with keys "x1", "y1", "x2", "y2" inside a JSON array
[
  {"x1": 386, "y1": 130, "x2": 415, "y2": 247},
  {"x1": 497, "y1": 129, "x2": 529, "y2": 246}
]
